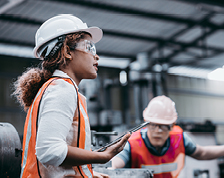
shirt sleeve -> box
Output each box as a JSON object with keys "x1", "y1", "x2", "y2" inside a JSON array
[
  {"x1": 183, "y1": 132, "x2": 197, "y2": 155},
  {"x1": 36, "y1": 79, "x2": 77, "y2": 167},
  {"x1": 115, "y1": 141, "x2": 131, "y2": 168}
]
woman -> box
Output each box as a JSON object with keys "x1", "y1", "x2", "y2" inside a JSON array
[{"x1": 13, "y1": 14, "x2": 130, "y2": 178}]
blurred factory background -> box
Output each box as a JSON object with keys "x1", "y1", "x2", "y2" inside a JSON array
[{"x1": 1, "y1": 0, "x2": 224, "y2": 177}]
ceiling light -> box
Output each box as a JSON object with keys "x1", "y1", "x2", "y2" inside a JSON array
[
  {"x1": 98, "y1": 57, "x2": 130, "y2": 69},
  {"x1": 119, "y1": 70, "x2": 127, "y2": 85},
  {"x1": 207, "y1": 67, "x2": 224, "y2": 81},
  {"x1": 168, "y1": 66, "x2": 212, "y2": 79}
]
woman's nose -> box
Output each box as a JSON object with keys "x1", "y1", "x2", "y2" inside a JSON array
[{"x1": 95, "y1": 54, "x2": 99, "y2": 61}]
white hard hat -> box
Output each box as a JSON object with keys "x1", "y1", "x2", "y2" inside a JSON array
[
  {"x1": 143, "y1": 95, "x2": 178, "y2": 125},
  {"x1": 33, "y1": 14, "x2": 103, "y2": 58}
]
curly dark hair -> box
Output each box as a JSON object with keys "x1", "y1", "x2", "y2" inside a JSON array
[{"x1": 12, "y1": 31, "x2": 90, "y2": 111}]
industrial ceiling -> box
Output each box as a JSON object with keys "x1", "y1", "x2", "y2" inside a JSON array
[{"x1": 0, "y1": 0, "x2": 224, "y2": 72}]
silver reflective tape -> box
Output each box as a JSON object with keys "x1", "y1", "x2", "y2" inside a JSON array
[
  {"x1": 20, "y1": 106, "x2": 33, "y2": 178},
  {"x1": 81, "y1": 165, "x2": 93, "y2": 178},
  {"x1": 20, "y1": 88, "x2": 43, "y2": 178},
  {"x1": 78, "y1": 96, "x2": 92, "y2": 177},
  {"x1": 142, "y1": 162, "x2": 177, "y2": 174},
  {"x1": 80, "y1": 104, "x2": 91, "y2": 151}
]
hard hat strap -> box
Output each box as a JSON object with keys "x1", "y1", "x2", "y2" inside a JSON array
[{"x1": 44, "y1": 35, "x2": 66, "y2": 60}]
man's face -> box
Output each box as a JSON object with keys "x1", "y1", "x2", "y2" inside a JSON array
[{"x1": 146, "y1": 122, "x2": 173, "y2": 148}]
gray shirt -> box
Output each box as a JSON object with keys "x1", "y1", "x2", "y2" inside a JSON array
[{"x1": 116, "y1": 128, "x2": 196, "y2": 168}]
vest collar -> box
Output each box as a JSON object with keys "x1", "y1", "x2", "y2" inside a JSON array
[{"x1": 53, "y1": 69, "x2": 79, "y2": 90}]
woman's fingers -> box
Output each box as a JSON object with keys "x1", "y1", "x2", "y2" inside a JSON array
[
  {"x1": 119, "y1": 132, "x2": 131, "y2": 146},
  {"x1": 100, "y1": 132, "x2": 132, "y2": 161},
  {"x1": 112, "y1": 132, "x2": 131, "y2": 152}
]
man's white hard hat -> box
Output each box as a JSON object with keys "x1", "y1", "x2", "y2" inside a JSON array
[
  {"x1": 143, "y1": 95, "x2": 178, "y2": 125},
  {"x1": 33, "y1": 14, "x2": 103, "y2": 58}
]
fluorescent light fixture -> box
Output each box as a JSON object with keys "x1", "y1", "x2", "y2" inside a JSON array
[
  {"x1": 207, "y1": 67, "x2": 224, "y2": 81},
  {"x1": 98, "y1": 56, "x2": 130, "y2": 69},
  {"x1": 169, "y1": 66, "x2": 224, "y2": 81},
  {"x1": 0, "y1": 43, "x2": 34, "y2": 58},
  {"x1": 119, "y1": 70, "x2": 127, "y2": 85},
  {"x1": 168, "y1": 66, "x2": 212, "y2": 79}
]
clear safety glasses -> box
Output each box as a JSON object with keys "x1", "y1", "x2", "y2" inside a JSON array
[
  {"x1": 148, "y1": 123, "x2": 172, "y2": 131},
  {"x1": 75, "y1": 40, "x2": 96, "y2": 56}
]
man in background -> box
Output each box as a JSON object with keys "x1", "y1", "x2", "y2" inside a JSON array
[{"x1": 112, "y1": 95, "x2": 224, "y2": 178}]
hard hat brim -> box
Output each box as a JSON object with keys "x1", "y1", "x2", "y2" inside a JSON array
[
  {"x1": 33, "y1": 26, "x2": 103, "y2": 58},
  {"x1": 143, "y1": 116, "x2": 177, "y2": 125}
]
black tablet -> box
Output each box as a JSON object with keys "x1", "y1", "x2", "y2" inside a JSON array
[{"x1": 94, "y1": 121, "x2": 150, "y2": 152}]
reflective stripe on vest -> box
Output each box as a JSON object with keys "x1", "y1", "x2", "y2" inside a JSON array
[
  {"x1": 79, "y1": 101, "x2": 91, "y2": 151},
  {"x1": 20, "y1": 77, "x2": 93, "y2": 178},
  {"x1": 129, "y1": 126, "x2": 185, "y2": 178},
  {"x1": 77, "y1": 93, "x2": 92, "y2": 177},
  {"x1": 21, "y1": 79, "x2": 51, "y2": 178}
]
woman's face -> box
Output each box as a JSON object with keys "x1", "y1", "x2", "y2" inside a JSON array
[{"x1": 67, "y1": 34, "x2": 99, "y2": 83}]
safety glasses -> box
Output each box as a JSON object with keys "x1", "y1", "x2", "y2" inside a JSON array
[
  {"x1": 148, "y1": 123, "x2": 172, "y2": 131},
  {"x1": 74, "y1": 40, "x2": 96, "y2": 56}
]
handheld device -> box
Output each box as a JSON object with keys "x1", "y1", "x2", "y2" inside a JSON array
[{"x1": 94, "y1": 121, "x2": 150, "y2": 152}]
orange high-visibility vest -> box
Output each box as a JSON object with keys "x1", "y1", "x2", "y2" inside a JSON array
[
  {"x1": 129, "y1": 126, "x2": 185, "y2": 178},
  {"x1": 20, "y1": 77, "x2": 93, "y2": 178}
]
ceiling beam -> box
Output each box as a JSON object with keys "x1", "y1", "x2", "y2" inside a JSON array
[
  {"x1": 104, "y1": 29, "x2": 224, "y2": 52},
  {"x1": 154, "y1": 12, "x2": 218, "y2": 64},
  {"x1": 0, "y1": 14, "x2": 223, "y2": 60},
  {"x1": 178, "y1": 0, "x2": 224, "y2": 8},
  {"x1": 170, "y1": 51, "x2": 224, "y2": 67},
  {"x1": 0, "y1": 0, "x2": 24, "y2": 14},
  {"x1": 0, "y1": 14, "x2": 43, "y2": 25},
  {"x1": 1, "y1": 14, "x2": 222, "y2": 52},
  {"x1": 47, "y1": 0, "x2": 224, "y2": 64},
  {"x1": 166, "y1": 27, "x2": 219, "y2": 60},
  {"x1": 1, "y1": 26, "x2": 223, "y2": 55},
  {"x1": 47, "y1": 0, "x2": 224, "y2": 29}
]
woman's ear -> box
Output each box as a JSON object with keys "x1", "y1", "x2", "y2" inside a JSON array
[{"x1": 64, "y1": 46, "x2": 72, "y2": 60}]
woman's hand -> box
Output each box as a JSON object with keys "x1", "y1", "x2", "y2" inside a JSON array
[
  {"x1": 61, "y1": 132, "x2": 131, "y2": 167},
  {"x1": 101, "y1": 132, "x2": 131, "y2": 162}
]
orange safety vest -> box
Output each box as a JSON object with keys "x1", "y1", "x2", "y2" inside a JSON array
[
  {"x1": 129, "y1": 126, "x2": 185, "y2": 178},
  {"x1": 20, "y1": 77, "x2": 93, "y2": 178}
]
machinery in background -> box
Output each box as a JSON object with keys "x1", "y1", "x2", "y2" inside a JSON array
[
  {"x1": 91, "y1": 130, "x2": 118, "y2": 151},
  {"x1": 177, "y1": 120, "x2": 216, "y2": 133},
  {"x1": 193, "y1": 169, "x2": 209, "y2": 178},
  {"x1": 0, "y1": 122, "x2": 22, "y2": 178},
  {"x1": 177, "y1": 120, "x2": 221, "y2": 178},
  {"x1": 93, "y1": 167, "x2": 153, "y2": 178},
  {"x1": 91, "y1": 128, "x2": 154, "y2": 178},
  {"x1": 0, "y1": 122, "x2": 154, "y2": 178}
]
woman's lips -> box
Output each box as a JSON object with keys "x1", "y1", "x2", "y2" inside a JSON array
[{"x1": 93, "y1": 63, "x2": 98, "y2": 71}]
